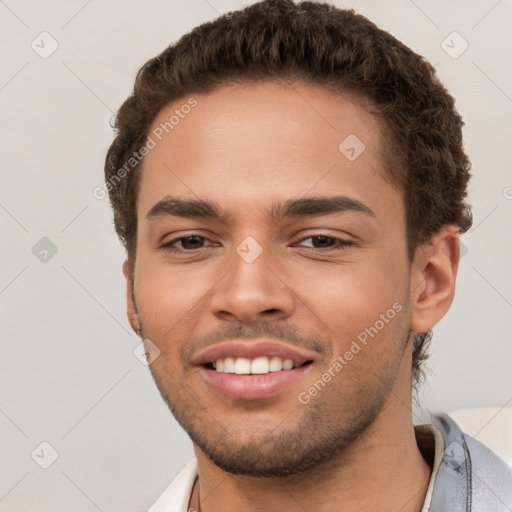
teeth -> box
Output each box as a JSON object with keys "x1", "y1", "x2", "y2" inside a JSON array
[
  {"x1": 234, "y1": 357, "x2": 251, "y2": 375},
  {"x1": 282, "y1": 359, "x2": 294, "y2": 370},
  {"x1": 251, "y1": 356, "x2": 269, "y2": 374},
  {"x1": 213, "y1": 356, "x2": 298, "y2": 374},
  {"x1": 224, "y1": 357, "x2": 235, "y2": 373},
  {"x1": 269, "y1": 356, "x2": 283, "y2": 372}
]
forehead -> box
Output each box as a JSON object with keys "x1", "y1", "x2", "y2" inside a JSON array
[{"x1": 138, "y1": 81, "x2": 402, "y2": 224}]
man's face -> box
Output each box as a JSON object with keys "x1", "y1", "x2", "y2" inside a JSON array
[{"x1": 129, "y1": 81, "x2": 413, "y2": 476}]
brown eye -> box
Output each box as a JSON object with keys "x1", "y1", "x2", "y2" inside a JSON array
[
  {"x1": 162, "y1": 235, "x2": 210, "y2": 252},
  {"x1": 309, "y1": 235, "x2": 336, "y2": 248},
  {"x1": 178, "y1": 236, "x2": 206, "y2": 250},
  {"x1": 297, "y1": 235, "x2": 353, "y2": 251}
]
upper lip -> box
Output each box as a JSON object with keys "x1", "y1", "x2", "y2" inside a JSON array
[{"x1": 192, "y1": 339, "x2": 319, "y2": 366}]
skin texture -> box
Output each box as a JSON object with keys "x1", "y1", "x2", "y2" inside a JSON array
[{"x1": 123, "y1": 81, "x2": 460, "y2": 511}]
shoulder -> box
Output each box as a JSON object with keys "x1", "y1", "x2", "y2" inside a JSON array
[{"x1": 430, "y1": 413, "x2": 512, "y2": 512}]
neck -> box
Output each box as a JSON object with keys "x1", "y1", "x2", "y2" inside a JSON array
[{"x1": 189, "y1": 390, "x2": 431, "y2": 512}]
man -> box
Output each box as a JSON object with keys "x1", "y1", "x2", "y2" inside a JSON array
[{"x1": 104, "y1": 1, "x2": 512, "y2": 510}]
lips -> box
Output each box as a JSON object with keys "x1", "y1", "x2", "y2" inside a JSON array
[
  {"x1": 193, "y1": 339, "x2": 318, "y2": 400},
  {"x1": 193, "y1": 339, "x2": 318, "y2": 367}
]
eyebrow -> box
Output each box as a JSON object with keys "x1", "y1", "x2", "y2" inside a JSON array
[{"x1": 146, "y1": 195, "x2": 376, "y2": 222}]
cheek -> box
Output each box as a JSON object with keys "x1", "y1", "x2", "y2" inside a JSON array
[
  {"x1": 133, "y1": 253, "x2": 218, "y2": 341},
  {"x1": 295, "y1": 258, "x2": 410, "y2": 387},
  {"x1": 292, "y1": 254, "x2": 407, "y2": 329}
]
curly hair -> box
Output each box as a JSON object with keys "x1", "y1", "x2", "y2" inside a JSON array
[{"x1": 104, "y1": 0, "x2": 472, "y2": 385}]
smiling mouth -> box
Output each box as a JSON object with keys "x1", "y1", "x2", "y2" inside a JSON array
[{"x1": 203, "y1": 356, "x2": 314, "y2": 375}]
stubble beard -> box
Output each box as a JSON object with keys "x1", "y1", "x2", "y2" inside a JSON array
[{"x1": 143, "y1": 320, "x2": 411, "y2": 478}]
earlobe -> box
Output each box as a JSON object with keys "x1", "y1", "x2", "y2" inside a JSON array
[
  {"x1": 122, "y1": 260, "x2": 141, "y2": 337},
  {"x1": 409, "y1": 226, "x2": 461, "y2": 333}
]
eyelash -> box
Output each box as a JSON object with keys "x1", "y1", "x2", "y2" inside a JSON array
[{"x1": 161, "y1": 234, "x2": 354, "y2": 253}]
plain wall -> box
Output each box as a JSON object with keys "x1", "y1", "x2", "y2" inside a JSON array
[{"x1": 1, "y1": 1, "x2": 511, "y2": 510}]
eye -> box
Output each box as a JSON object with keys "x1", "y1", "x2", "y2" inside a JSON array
[
  {"x1": 296, "y1": 234, "x2": 353, "y2": 251},
  {"x1": 161, "y1": 234, "x2": 214, "y2": 252},
  {"x1": 160, "y1": 234, "x2": 353, "y2": 253}
]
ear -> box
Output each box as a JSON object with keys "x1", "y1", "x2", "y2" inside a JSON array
[
  {"x1": 409, "y1": 226, "x2": 461, "y2": 333},
  {"x1": 122, "y1": 260, "x2": 141, "y2": 337}
]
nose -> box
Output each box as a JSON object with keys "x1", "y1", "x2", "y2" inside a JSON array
[{"x1": 209, "y1": 242, "x2": 295, "y2": 324}]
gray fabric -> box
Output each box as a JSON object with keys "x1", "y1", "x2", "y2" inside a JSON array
[{"x1": 430, "y1": 414, "x2": 512, "y2": 511}]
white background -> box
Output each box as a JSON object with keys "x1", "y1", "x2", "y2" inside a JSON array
[{"x1": 1, "y1": 0, "x2": 511, "y2": 510}]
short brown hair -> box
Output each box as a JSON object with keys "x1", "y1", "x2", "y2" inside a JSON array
[{"x1": 104, "y1": 0, "x2": 472, "y2": 384}]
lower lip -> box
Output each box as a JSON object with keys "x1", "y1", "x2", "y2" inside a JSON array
[{"x1": 199, "y1": 364, "x2": 312, "y2": 400}]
